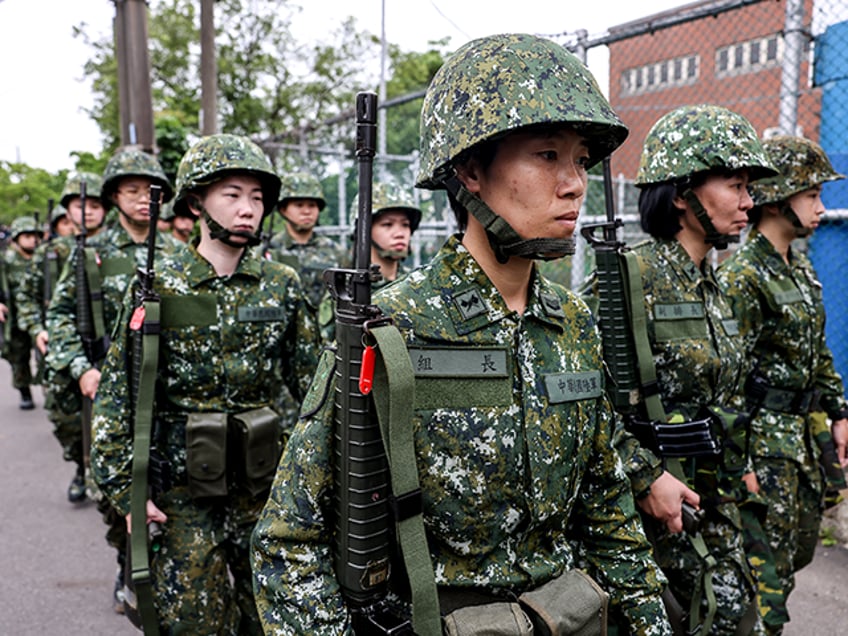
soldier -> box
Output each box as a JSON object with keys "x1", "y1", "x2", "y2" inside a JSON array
[
  {"x1": 717, "y1": 135, "x2": 848, "y2": 634},
  {"x1": 266, "y1": 171, "x2": 349, "y2": 310},
  {"x1": 2, "y1": 215, "x2": 42, "y2": 409},
  {"x1": 37, "y1": 173, "x2": 107, "y2": 504},
  {"x1": 46, "y1": 149, "x2": 179, "y2": 613},
  {"x1": 90, "y1": 133, "x2": 318, "y2": 634},
  {"x1": 318, "y1": 181, "x2": 422, "y2": 342},
  {"x1": 170, "y1": 201, "x2": 197, "y2": 243},
  {"x1": 252, "y1": 33, "x2": 671, "y2": 635},
  {"x1": 603, "y1": 104, "x2": 777, "y2": 635}
]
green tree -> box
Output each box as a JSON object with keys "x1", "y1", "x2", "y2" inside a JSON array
[{"x1": 0, "y1": 162, "x2": 67, "y2": 227}]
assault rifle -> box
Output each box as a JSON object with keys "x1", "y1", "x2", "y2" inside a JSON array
[
  {"x1": 123, "y1": 183, "x2": 164, "y2": 634},
  {"x1": 75, "y1": 181, "x2": 95, "y2": 470},
  {"x1": 323, "y1": 91, "x2": 410, "y2": 635}
]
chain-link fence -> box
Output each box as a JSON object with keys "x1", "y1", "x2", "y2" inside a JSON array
[{"x1": 259, "y1": 0, "x2": 848, "y2": 379}]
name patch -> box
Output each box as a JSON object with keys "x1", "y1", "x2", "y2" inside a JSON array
[
  {"x1": 238, "y1": 306, "x2": 287, "y2": 322},
  {"x1": 545, "y1": 370, "x2": 603, "y2": 403},
  {"x1": 408, "y1": 347, "x2": 508, "y2": 378},
  {"x1": 654, "y1": 303, "x2": 705, "y2": 320}
]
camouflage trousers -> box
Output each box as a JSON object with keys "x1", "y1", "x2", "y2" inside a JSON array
[
  {"x1": 147, "y1": 484, "x2": 266, "y2": 635},
  {"x1": 2, "y1": 328, "x2": 34, "y2": 389},
  {"x1": 752, "y1": 456, "x2": 823, "y2": 626},
  {"x1": 739, "y1": 491, "x2": 788, "y2": 635},
  {"x1": 43, "y1": 368, "x2": 84, "y2": 468},
  {"x1": 653, "y1": 502, "x2": 765, "y2": 635}
]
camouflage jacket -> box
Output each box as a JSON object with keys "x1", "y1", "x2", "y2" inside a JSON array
[
  {"x1": 90, "y1": 242, "x2": 319, "y2": 516},
  {"x1": 15, "y1": 235, "x2": 74, "y2": 339},
  {"x1": 267, "y1": 230, "x2": 349, "y2": 309},
  {"x1": 252, "y1": 235, "x2": 670, "y2": 636},
  {"x1": 614, "y1": 238, "x2": 749, "y2": 498},
  {"x1": 718, "y1": 229, "x2": 848, "y2": 462},
  {"x1": 2, "y1": 245, "x2": 32, "y2": 324},
  {"x1": 45, "y1": 222, "x2": 183, "y2": 381}
]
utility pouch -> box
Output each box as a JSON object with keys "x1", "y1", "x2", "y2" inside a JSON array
[
  {"x1": 185, "y1": 412, "x2": 228, "y2": 499},
  {"x1": 443, "y1": 601, "x2": 533, "y2": 636},
  {"x1": 518, "y1": 569, "x2": 608, "y2": 636},
  {"x1": 231, "y1": 406, "x2": 282, "y2": 497}
]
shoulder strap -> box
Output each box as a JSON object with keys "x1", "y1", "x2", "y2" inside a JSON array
[
  {"x1": 83, "y1": 247, "x2": 108, "y2": 342},
  {"x1": 370, "y1": 324, "x2": 441, "y2": 636},
  {"x1": 128, "y1": 297, "x2": 162, "y2": 635}
]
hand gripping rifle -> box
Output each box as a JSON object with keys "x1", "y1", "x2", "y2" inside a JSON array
[
  {"x1": 123, "y1": 184, "x2": 164, "y2": 634},
  {"x1": 323, "y1": 92, "x2": 439, "y2": 636},
  {"x1": 581, "y1": 159, "x2": 708, "y2": 635}
]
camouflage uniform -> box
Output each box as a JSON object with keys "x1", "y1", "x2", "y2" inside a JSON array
[
  {"x1": 2, "y1": 216, "x2": 41, "y2": 407},
  {"x1": 605, "y1": 104, "x2": 779, "y2": 635},
  {"x1": 617, "y1": 238, "x2": 762, "y2": 634},
  {"x1": 91, "y1": 134, "x2": 319, "y2": 635},
  {"x1": 252, "y1": 33, "x2": 669, "y2": 636},
  {"x1": 717, "y1": 136, "x2": 848, "y2": 631},
  {"x1": 253, "y1": 236, "x2": 670, "y2": 635}
]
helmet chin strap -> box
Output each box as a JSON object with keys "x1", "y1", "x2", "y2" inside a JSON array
[
  {"x1": 442, "y1": 174, "x2": 574, "y2": 263},
  {"x1": 118, "y1": 206, "x2": 150, "y2": 230},
  {"x1": 680, "y1": 188, "x2": 739, "y2": 250},
  {"x1": 193, "y1": 198, "x2": 261, "y2": 248},
  {"x1": 778, "y1": 201, "x2": 810, "y2": 238},
  {"x1": 373, "y1": 242, "x2": 408, "y2": 261}
]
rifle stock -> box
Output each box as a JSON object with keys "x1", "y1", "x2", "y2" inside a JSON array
[{"x1": 324, "y1": 92, "x2": 413, "y2": 634}]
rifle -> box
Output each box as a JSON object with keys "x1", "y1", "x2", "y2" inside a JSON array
[
  {"x1": 582, "y1": 159, "x2": 707, "y2": 635},
  {"x1": 123, "y1": 183, "x2": 164, "y2": 634},
  {"x1": 324, "y1": 92, "x2": 424, "y2": 635},
  {"x1": 75, "y1": 181, "x2": 95, "y2": 472}
]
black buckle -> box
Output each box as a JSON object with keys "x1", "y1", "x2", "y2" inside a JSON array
[{"x1": 388, "y1": 488, "x2": 422, "y2": 522}]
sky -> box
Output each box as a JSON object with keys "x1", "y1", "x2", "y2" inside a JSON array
[{"x1": 0, "y1": 0, "x2": 686, "y2": 172}]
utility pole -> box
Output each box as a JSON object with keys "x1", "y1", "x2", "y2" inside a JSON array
[
  {"x1": 113, "y1": 0, "x2": 155, "y2": 151},
  {"x1": 200, "y1": 0, "x2": 217, "y2": 135}
]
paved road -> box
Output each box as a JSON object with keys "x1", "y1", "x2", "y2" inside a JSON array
[{"x1": 0, "y1": 359, "x2": 846, "y2": 634}]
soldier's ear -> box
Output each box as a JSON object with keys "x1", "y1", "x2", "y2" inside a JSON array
[{"x1": 186, "y1": 195, "x2": 204, "y2": 218}]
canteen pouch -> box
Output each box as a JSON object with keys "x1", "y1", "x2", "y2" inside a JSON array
[
  {"x1": 518, "y1": 569, "x2": 608, "y2": 636},
  {"x1": 231, "y1": 406, "x2": 282, "y2": 496},
  {"x1": 186, "y1": 412, "x2": 228, "y2": 499},
  {"x1": 443, "y1": 601, "x2": 533, "y2": 636}
]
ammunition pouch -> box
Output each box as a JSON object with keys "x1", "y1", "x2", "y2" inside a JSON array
[
  {"x1": 746, "y1": 374, "x2": 820, "y2": 416},
  {"x1": 626, "y1": 405, "x2": 748, "y2": 474},
  {"x1": 186, "y1": 412, "x2": 229, "y2": 499},
  {"x1": 231, "y1": 406, "x2": 282, "y2": 497},
  {"x1": 185, "y1": 407, "x2": 282, "y2": 500},
  {"x1": 441, "y1": 570, "x2": 608, "y2": 636}
]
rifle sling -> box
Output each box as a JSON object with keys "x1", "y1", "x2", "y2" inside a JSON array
[
  {"x1": 622, "y1": 250, "x2": 719, "y2": 636},
  {"x1": 129, "y1": 297, "x2": 162, "y2": 635},
  {"x1": 370, "y1": 324, "x2": 441, "y2": 636},
  {"x1": 83, "y1": 247, "x2": 109, "y2": 348}
]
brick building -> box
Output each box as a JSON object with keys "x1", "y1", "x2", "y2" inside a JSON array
[{"x1": 606, "y1": 0, "x2": 820, "y2": 180}]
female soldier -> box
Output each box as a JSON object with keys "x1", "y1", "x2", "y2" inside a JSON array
[
  {"x1": 91, "y1": 134, "x2": 318, "y2": 634},
  {"x1": 718, "y1": 135, "x2": 848, "y2": 634},
  {"x1": 609, "y1": 104, "x2": 777, "y2": 635},
  {"x1": 252, "y1": 33, "x2": 671, "y2": 636}
]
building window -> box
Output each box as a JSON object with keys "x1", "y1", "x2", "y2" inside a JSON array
[
  {"x1": 620, "y1": 53, "x2": 700, "y2": 96},
  {"x1": 716, "y1": 34, "x2": 783, "y2": 78}
]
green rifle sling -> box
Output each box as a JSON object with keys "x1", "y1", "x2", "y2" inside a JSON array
[
  {"x1": 83, "y1": 247, "x2": 109, "y2": 345},
  {"x1": 129, "y1": 297, "x2": 162, "y2": 636},
  {"x1": 370, "y1": 323, "x2": 441, "y2": 636},
  {"x1": 622, "y1": 250, "x2": 719, "y2": 636}
]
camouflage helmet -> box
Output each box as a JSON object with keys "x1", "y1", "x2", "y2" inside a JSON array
[
  {"x1": 101, "y1": 147, "x2": 174, "y2": 206},
  {"x1": 635, "y1": 104, "x2": 777, "y2": 187},
  {"x1": 159, "y1": 201, "x2": 176, "y2": 221},
  {"x1": 416, "y1": 33, "x2": 629, "y2": 189},
  {"x1": 60, "y1": 172, "x2": 104, "y2": 208},
  {"x1": 50, "y1": 204, "x2": 69, "y2": 226},
  {"x1": 174, "y1": 134, "x2": 281, "y2": 217},
  {"x1": 278, "y1": 171, "x2": 326, "y2": 211},
  {"x1": 748, "y1": 135, "x2": 845, "y2": 207},
  {"x1": 10, "y1": 215, "x2": 40, "y2": 240},
  {"x1": 350, "y1": 182, "x2": 422, "y2": 232}
]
